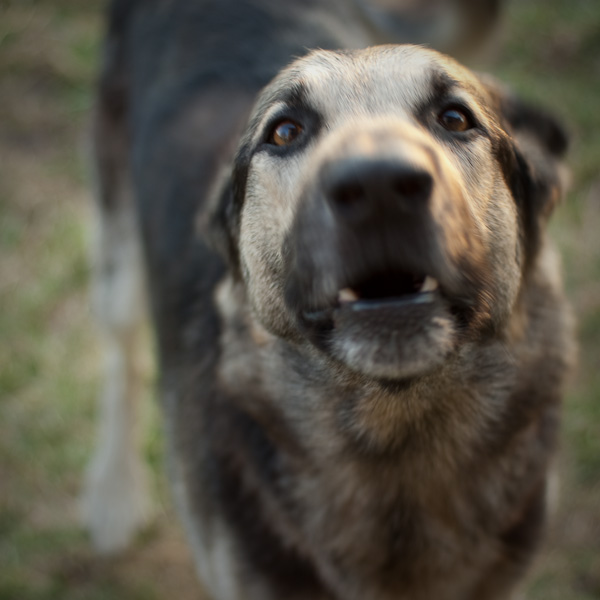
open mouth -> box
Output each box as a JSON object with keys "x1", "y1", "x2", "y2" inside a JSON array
[
  {"x1": 303, "y1": 270, "x2": 441, "y2": 322},
  {"x1": 336, "y1": 271, "x2": 439, "y2": 308},
  {"x1": 297, "y1": 267, "x2": 456, "y2": 380}
]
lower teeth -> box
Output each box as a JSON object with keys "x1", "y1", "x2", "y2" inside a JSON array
[
  {"x1": 420, "y1": 276, "x2": 439, "y2": 293},
  {"x1": 338, "y1": 288, "x2": 359, "y2": 304}
]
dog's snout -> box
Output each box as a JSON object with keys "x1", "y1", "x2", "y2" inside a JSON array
[{"x1": 325, "y1": 161, "x2": 433, "y2": 223}]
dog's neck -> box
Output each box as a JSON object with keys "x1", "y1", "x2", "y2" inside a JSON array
[
  {"x1": 209, "y1": 264, "x2": 566, "y2": 598},
  {"x1": 214, "y1": 273, "x2": 521, "y2": 462}
]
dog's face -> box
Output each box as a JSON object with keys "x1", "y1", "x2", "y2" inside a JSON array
[{"x1": 212, "y1": 45, "x2": 566, "y2": 381}]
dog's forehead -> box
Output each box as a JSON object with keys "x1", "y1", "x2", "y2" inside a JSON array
[
  {"x1": 301, "y1": 47, "x2": 447, "y2": 113},
  {"x1": 264, "y1": 45, "x2": 483, "y2": 120}
]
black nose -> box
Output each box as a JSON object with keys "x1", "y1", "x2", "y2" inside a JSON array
[{"x1": 324, "y1": 160, "x2": 433, "y2": 224}]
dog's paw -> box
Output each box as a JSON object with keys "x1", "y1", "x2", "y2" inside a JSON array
[{"x1": 81, "y1": 454, "x2": 153, "y2": 554}]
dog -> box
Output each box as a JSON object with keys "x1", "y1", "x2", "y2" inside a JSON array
[{"x1": 82, "y1": 1, "x2": 575, "y2": 598}]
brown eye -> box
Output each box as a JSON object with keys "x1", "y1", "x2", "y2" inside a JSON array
[
  {"x1": 438, "y1": 107, "x2": 473, "y2": 132},
  {"x1": 270, "y1": 120, "x2": 302, "y2": 146}
]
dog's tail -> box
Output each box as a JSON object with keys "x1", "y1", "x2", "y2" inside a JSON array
[{"x1": 354, "y1": 0, "x2": 504, "y2": 59}]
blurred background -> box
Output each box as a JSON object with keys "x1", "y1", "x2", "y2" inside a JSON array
[{"x1": 0, "y1": 0, "x2": 598, "y2": 598}]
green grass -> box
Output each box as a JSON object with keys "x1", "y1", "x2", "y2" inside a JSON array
[{"x1": 1, "y1": 0, "x2": 599, "y2": 598}]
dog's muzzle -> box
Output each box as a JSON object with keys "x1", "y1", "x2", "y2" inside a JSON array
[
  {"x1": 316, "y1": 155, "x2": 442, "y2": 299},
  {"x1": 282, "y1": 125, "x2": 482, "y2": 380}
]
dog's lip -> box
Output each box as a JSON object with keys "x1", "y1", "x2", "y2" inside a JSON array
[
  {"x1": 337, "y1": 275, "x2": 439, "y2": 306},
  {"x1": 302, "y1": 289, "x2": 440, "y2": 323},
  {"x1": 303, "y1": 274, "x2": 441, "y2": 319}
]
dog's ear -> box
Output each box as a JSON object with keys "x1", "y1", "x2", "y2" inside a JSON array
[
  {"x1": 201, "y1": 166, "x2": 241, "y2": 275},
  {"x1": 482, "y1": 76, "x2": 570, "y2": 261},
  {"x1": 499, "y1": 92, "x2": 569, "y2": 159}
]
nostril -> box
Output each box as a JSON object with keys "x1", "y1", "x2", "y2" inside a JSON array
[
  {"x1": 330, "y1": 180, "x2": 367, "y2": 212},
  {"x1": 324, "y1": 161, "x2": 433, "y2": 223},
  {"x1": 392, "y1": 171, "x2": 433, "y2": 204}
]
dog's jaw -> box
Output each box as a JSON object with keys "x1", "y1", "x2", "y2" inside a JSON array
[{"x1": 321, "y1": 292, "x2": 457, "y2": 380}]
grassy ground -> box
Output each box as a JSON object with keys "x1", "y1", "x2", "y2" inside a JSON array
[{"x1": 0, "y1": 0, "x2": 598, "y2": 598}]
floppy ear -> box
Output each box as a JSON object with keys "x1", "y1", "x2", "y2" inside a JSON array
[
  {"x1": 482, "y1": 77, "x2": 570, "y2": 262},
  {"x1": 499, "y1": 93, "x2": 569, "y2": 159},
  {"x1": 201, "y1": 166, "x2": 242, "y2": 275}
]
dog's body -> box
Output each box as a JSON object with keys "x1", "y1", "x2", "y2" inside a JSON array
[{"x1": 83, "y1": 1, "x2": 574, "y2": 598}]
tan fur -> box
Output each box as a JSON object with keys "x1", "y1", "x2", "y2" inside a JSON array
[{"x1": 88, "y1": 1, "x2": 572, "y2": 598}]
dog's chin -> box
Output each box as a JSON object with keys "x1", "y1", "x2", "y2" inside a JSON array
[{"x1": 301, "y1": 292, "x2": 456, "y2": 381}]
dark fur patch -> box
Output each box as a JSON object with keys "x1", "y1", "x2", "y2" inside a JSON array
[
  {"x1": 509, "y1": 145, "x2": 558, "y2": 265},
  {"x1": 210, "y1": 401, "x2": 329, "y2": 597},
  {"x1": 501, "y1": 96, "x2": 569, "y2": 158}
]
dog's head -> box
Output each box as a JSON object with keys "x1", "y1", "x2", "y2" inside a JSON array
[{"x1": 210, "y1": 45, "x2": 567, "y2": 381}]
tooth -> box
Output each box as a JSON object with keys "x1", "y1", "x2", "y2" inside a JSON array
[
  {"x1": 338, "y1": 288, "x2": 359, "y2": 303},
  {"x1": 420, "y1": 276, "x2": 439, "y2": 293}
]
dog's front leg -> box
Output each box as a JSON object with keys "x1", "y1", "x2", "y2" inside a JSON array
[
  {"x1": 81, "y1": 66, "x2": 153, "y2": 551},
  {"x1": 81, "y1": 196, "x2": 152, "y2": 554}
]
